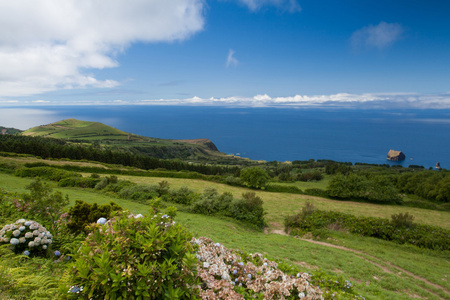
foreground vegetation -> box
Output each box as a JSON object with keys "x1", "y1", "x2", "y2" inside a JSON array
[{"x1": 1, "y1": 161, "x2": 449, "y2": 299}]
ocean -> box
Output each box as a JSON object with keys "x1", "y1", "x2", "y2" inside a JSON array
[{"x1": 2, "y1": 106, "x2": 449, "y2": 169}]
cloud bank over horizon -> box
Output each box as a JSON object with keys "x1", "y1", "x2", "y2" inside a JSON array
[
  {"x1": 3, "y1": 92, "x2": 449, "y2": 109},
  {"x1": 0, "y1": 0, "x2": 205, "y2": 97}
]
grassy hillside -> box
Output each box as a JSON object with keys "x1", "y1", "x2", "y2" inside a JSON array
[
  {"x1": 21, "y1": 118, "x2": 239, "y2": 162},
  {"x1": 1, "y1": 170, "x2": 449, "y2": 299}
]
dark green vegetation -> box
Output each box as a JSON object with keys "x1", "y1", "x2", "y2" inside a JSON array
[{"x1": 285, "y1": 203, "x2": 449, "y2": 251}]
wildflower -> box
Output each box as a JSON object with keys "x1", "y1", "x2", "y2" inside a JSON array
[
  {"x1": 97, "y1": 217, "x2": 107, "y2": 225},
  {"x1": 54, "y1": 250, "x2": 61, "y2": 257},
  {"x1": 134, "y1": 214, "x2": 143, "y2": 218},
  {"x1": 161, "y1": 214, "x2": 169, "y2": 218},
  {"x1": 68, "y1": 285, "x2": 84, "y2": 293},
  {"x1": 23, "y1": 250, "x2": 30, "y2": 256}
]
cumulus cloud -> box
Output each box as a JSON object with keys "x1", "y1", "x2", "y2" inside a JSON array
[
  {"x1": 351, "y1": 21, "x2": 404, "y2": 50},
  {"x1": 238, "y1": 0, "x2": 301, "y2": 12},
  {"x1": 226, "y1": 49, "x2": 239, "y2": 68},
  {"x1": 0, "y1": 0, "x2": 205, "y2": 97}
]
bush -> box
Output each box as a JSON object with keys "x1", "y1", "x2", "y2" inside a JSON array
[
  {"x1": 64, "y1": 213, "x2": 199, "y2": 299},
  {"x1": 285, "y1": 209, "x2": 449, "y2": 250},
  {"x1": 165, "y1": 186, "x2": 198, "y2": 205},
  {"x1": 119, "y1": 185, "x2": 159, "y2": 204},
  {"x1": 66, "y1": 200, "x2": 122, "y2": 234},
  {"x1": 391, "y1": 212, "x2": 414, "y2": 228},
  {"x1": 0, "y1": 219, "x2": 53, "y2": 256},
  {"x1": 58, "y1": 176, "x2": 101, "y2": 188},
  {"x1": 240, "y1": 167, "x2": 270, "y2": 189},
  {"x1": 227, "y1": 192, "x2": 266, "y2": 229}
]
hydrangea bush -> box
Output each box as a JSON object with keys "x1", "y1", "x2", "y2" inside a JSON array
[
  {"x1": 194, "y1": 237, "x2": 324, "y2": 299},
  {"x1": 0, "y1": 219, "x2": 53, "y2": 256},
  {"x1": 64, "y1": 212, "x2": 199, "y2": 299}
]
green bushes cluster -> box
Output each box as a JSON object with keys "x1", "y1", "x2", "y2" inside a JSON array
[
  {"x1": 191, "y1": 188, "x2": 266, "y2": 229},
  {"x1": 65, "y1": 213, "x2": 199, "y2": 299},
  {"x1": 66, "y1": 200, "x2": 122, "y2": 234},
  {"x1": 164, "y1": 186, "x2": 198, "y2": 205},
  {"x1": 327, "y1": 173, "x2": 402, "y2": 203},
  {"x1": 285, "y1": 209, "x2": 449, "y2": 250}
]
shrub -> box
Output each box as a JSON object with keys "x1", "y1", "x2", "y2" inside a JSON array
[
  {"x1": 66, "y1": 200, "x2": 122, "y2": 234},
  {"x1": 119, "y1": 185, "x2": 159, "y2": 204},
  {"x1": 22, "y1": 178, "x2": 69, "y2": 227},
  {"x1": 58, "y1": 176, "x2": 101, "y2": 188},
  {"x1": 285, "y1": 209, "x2": 449, "y2": 250},
  {"x1": 0, "y1": 219, "x2": 53, "y2": 256},
  {"x1": 240, "y1": 167, "x2": 270, "y2": 189},
  {"x1": 165, "y1": 186, "x2": 198, "y2": 205},
  {"x1": 64, "y1": 213, "x2": 199, "y2": 299},
  {"x1": 391, "y1": 212, "x2": 415, "y2": 228},
  {"x1": 94, "y1": 177, "x2": 109, "y2": 190},
  {"x1": 227, "y1": 192, "x2": 266, "y2": 229}
]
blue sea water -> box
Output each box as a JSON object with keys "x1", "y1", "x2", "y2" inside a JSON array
[{"x1": 4, "y1": 106, "x2": 450, "y2": 169}]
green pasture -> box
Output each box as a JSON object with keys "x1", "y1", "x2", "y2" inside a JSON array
[{"x1": 1, "y1": 172, "x2": 449, "y2": 299}]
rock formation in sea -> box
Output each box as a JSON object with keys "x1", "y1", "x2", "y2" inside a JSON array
[{"x1": 387, "y1": 149, "x2": 406, "y2": 161}]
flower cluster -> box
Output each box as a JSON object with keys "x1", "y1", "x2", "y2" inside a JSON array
[
  {"x1": 193, "y1": 237, "x2": 323, "y2": 299},
  {"x1": 0, "y1": 219, "x2": 53, "y2": 254}
]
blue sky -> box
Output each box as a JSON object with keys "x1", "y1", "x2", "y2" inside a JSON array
[{"x1": 0, "y1": 0, "x2": 449, "y2": 108}]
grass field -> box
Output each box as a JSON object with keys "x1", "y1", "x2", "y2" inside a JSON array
[{"x1": 1, "y1": 172, "x2": 449, "y2": 299}]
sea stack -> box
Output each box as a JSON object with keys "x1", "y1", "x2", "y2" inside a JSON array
[{"x1": 387, "y1": 149, "x2": 406, "y2": 161}]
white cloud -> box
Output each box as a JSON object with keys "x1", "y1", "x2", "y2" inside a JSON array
[
  {"x1": 104, "y1": 92, "x2": 450, "y2": 109},
  {"x1": 351, "y1": 22, "x2": 404, "y2": 50},
  {"x1": 0, "y1": 0, "x2": 205, "y2": 97},
  {"x1": 226, "y1": 49, "x2": 239, "y2": 68},
  {"x1": 238, "y1": 0, "x2": 301, "y2": 12}
]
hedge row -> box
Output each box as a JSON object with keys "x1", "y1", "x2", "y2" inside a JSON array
[{"x1": 285, "y1": 210, "x2": 449, "y2": 251}]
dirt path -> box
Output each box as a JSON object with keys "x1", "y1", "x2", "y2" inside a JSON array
[{"x1": 268, "y1": 229, "x2": 449, "y2": 299}]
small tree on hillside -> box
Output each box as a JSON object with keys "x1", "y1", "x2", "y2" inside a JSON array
[
  {"x1": 240, "y1": 167, "x2": 270, "y2": 189},
  {"x1": 22, "y1": 178, "x2": 69, "y2": 229}
]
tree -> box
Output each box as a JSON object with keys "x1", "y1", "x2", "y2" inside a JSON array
[
  {"x1": 22, "y1": 178, "x2": 69, "y2": 229},
  {"x1": 240, "y1": 167, "x2": 269, "y2": 189}
]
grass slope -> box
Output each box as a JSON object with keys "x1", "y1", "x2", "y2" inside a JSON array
[{"x1": 1, "y1": 172, "x2": 449, "y2": 299}]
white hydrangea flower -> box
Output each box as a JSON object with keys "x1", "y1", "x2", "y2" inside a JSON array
[
  {"x1": 97, "y1": 217, "x2": 107, "y2": 225},
  {"x1": 19, "y1": 226, "x2": 26, "y2": 231},
  {"x1": 25, "y1": 232, "x2": 33, "y2": 239},
  {"x1": 33, "y1": 230, "x2": 39, "y2": 236},
  {"x1": 28, "y1": 241, "x2": 35, "y2": 247},
  {"x1": 42, "y1": 245, "x2": 47, "y2": 250},
  {"x1": 34, "y1": 237, "x2": 42, "y2": 244},
  {"x1": 16, "y1": 219, "x2": 26, "y2": 224},
  {"x1": 19, "y1": 237, "x2": 26, "y2": 243},
  {"x1": 12, "y1": 230, "x2": 21, "y2": 237},
  {"x1": 134, "y1": 214, "x2": 143, "y2": 218},
  {"x1": 10, "y1": 238, "x2": 19, "y2": 245}
]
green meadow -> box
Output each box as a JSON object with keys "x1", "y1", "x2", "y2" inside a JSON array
[{"x1": 1, "y1": 171, "x2": 449, "y2": 299}]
